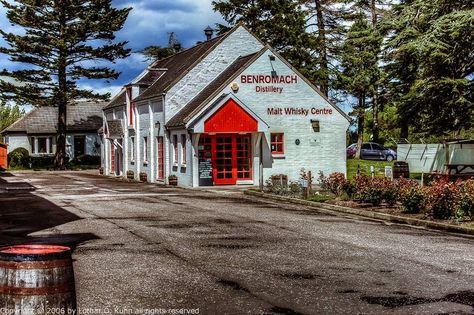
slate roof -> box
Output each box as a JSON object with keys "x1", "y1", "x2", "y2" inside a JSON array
[
  {"x1": 166, "y1": 51, "x2": 261, "y2": 128},
  {"x1": 103, "y1": 90, "x2": 126, "y2": 110},
  {"x1": 2, "y1": 101, "x2": 106, "y2": 134}
]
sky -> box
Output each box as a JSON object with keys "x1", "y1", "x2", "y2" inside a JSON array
[{"x1": 0, "y1": 0, "x2": 225, "y2": 98}]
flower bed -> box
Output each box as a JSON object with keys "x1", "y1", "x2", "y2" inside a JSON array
[{"x1": 317, "y1": 172, "x2": 474, "y2": 225}]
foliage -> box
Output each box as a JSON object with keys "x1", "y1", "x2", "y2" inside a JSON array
[
  {"x1": 308, "y1": 194, "x2": 335, "y2": 203},
  {"x1": 0, "y1": 102, "x2": 24, "y2": 133},
  {"x1": 397, "y1": 178, "x2": 425, "y2": 213},
  {"x1": 0, "y1": 0, "x2": 131, "y2": 168},
  {"x1": 381, "y1": 0, "x2": 474, "y2": 138},
  {"x1": 71, "y1": 155, "x2": 100, "y2": 166},
  {"x1": 212, "y1": 0, "x2": 320, "y2": 85},
  {"x1": 264, "y1": 175, "x2": 302, "y2": 197},
  {"x1": 426, "y1": 178, "x2": 460, "y2": 219},
  {"x1": 7, "y1": 147, "x2": 30, "y2": 168},
  {"x1": 142, "y1": 32, "x2": 182, "y2": 61},
  {"x1": 458, "y1": 180, "x2": 474, "y2": 220},
  {"x1": 317, "y1": 171, "x2": 353, "y2": 197},
  {"x1": 353, "y1": 175, "x2": 394, "y2": 206}
]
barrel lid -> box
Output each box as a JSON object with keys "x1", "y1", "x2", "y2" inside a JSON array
[{"x1": 0, "y1": 245, "x2": 71, "y2": 262}]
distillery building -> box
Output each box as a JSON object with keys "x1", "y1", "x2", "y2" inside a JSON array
[{"x1": 101, "y1": 24, "x2": 350, "y2": 187}]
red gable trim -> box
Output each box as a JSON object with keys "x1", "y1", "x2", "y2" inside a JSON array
[{"x1": 204, "y1": 98, "x2": 258, "y2": 133}]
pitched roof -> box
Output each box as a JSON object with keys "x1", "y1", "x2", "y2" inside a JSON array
[
  {"x1": 166, "y1": 51, "x2": 261, "y2": 128},
  {"x1": 133, "y1": 35, "x2": 225, "y2": 103},
  {"x1": 2, "y1": 101, "x2": 106, "y2": 134},
  {"x1": 103, "y1": 90, "x2": 126, "y2": 110}
]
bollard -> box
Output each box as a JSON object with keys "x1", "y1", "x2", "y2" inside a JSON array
[{"x1": 0, "y1": 245, "x2": 76, "y2": 315}]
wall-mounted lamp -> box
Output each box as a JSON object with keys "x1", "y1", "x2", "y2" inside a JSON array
[
  {"x1": 268, "y1": 55, "x2": 277, "y2": 77},
  {"x1": 311, "y1": 119, "x2": 320, "y2": 132},
  {"x1": 230, "y1": 82, "x2": 239, "y2": 92},
  {"x1": 155, "y1": 121, "x2": 161, "y2": 133}
]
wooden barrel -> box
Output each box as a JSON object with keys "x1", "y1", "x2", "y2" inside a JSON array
[
  {"x1": 393, "y1": 161, "x2": 410, "y2": 179},
  {"x1": 0, "y1": 245, "x2": 76, "y2": 315}
]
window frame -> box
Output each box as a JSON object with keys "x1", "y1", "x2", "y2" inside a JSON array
[
  {"x1": 130, "y1": 136, "x2": 135, "y2": 161},
  {"x1": 181, "y1": 134, "x2": 187, "y2": 166},
  {"x1": 143, "y1": 136, "x2": 148, "y2": 163},
  {"x1": 270, "y1": 133, "x2": 284, "y2": 155},
  {"x1": 173, "y1": 135, "x2": 178, "y2": 165}
]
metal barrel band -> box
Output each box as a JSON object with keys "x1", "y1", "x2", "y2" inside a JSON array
[
  {"x1": 0, "y1": 283, "x2": 75, "y2": 296},
  {"x1": 0, "y1": 258, "x2": 72, "y2": 270}
]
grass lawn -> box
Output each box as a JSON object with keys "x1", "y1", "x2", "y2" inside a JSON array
[{"x1": 347, "y1": 158, "x2": 421, "y2": 180}]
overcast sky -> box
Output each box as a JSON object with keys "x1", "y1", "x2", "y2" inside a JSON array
[{"x1": 0, "y1": 0, "x2": 225, "y2": 98}]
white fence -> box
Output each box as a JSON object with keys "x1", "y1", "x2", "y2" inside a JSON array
[{"x1": 397, "y1": 143, "x2": 474, "y2": 173}]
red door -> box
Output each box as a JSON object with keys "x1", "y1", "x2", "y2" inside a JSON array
[
  {"x1": 0, "y1": 144, "x2": 7, "y2": 170},
  {"x1": 212, "y1": 134, "x2": 252, "y2": 185},
  {"x1": 110, "y1": 142, "x2": 115, "y2": 174},
  {"x1": 156, "y1": 136, "x2": 164, "y2": 180}
]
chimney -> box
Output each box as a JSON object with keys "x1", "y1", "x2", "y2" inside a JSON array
[
  {"x1": 204, "y1": 26, "x2": 214, "y2": 41},
  {"x1": 173, "y1": 42, "x2": 182, "y2": 52}
]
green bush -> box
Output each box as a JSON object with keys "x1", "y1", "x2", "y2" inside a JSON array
[
  {"x1": 71, "y1": 154, "x2": 100, "y2": 165},
  {"x1": 426, "y1": 178, "x2": 460, "y2": 219},
  {"x1": 8, "y1": 147, "x2": 30, "y2": 168},
  {"x1": 31, "y1": 156, "x2": 55, "y2": 169},
  {"x1": 354, "y1": 176, "x2": 394, "y2": 206},
  {"x1": 458, "y1": 180, "x2": 474, "y2": 220}
]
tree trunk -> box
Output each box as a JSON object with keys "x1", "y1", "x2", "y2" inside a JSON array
[
  {"x1": 54, "y1": 2, "x2": 68, "y2": 170},
  {"x1": 315, "y1": 0, "x2": 329, "y2": 97},
  {"x1": 370, "y1": 0, "x2": 379, "y2": 143},
  {"x1": 371, "y1": 0, "x2": 377, "y2": 26},
  {"x1": 400, "y1": 121, "x2": 409, "y2": 139},
  {"x1": 355, "y1": 97, "x2": 365, "y2": 159}
]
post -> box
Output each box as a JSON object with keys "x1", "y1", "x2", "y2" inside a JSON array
[
  {"x1": 370, "y1": 165, "x2": 375, "y2": 178},
  {"x1": 306, "y1": 171, "x2": 312, "y2": 199},
  {"x1": 259, "y1": 134, "x2": 264, "y2": 191}
]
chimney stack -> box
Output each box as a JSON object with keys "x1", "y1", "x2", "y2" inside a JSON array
[{"x1": 204, "y1": 26, "x2": 214, "y2": 41}]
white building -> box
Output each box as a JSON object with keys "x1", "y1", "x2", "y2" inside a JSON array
[
  {"x1": 2, "y1": 101, "x2": 104, "y2": 159},
  {"x1": 102, "y1": 24, "x2": 350, "y2": 187}
]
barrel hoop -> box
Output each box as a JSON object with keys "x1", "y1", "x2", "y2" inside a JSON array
[
  {"x1": 0, "y1": 283, "x2": 75, "y2": 296},
  {"x1": 0, "y1": 258, "x2": 72, "y2": 270}
]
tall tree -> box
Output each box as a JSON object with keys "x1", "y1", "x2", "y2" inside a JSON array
[
  {"x1": 335, "y1": 15, "x2": 382, "y2": 158},
  {"x1": 142, "y1": 32, "x2": 183, "y2": 61},
  {"x1": 212, "y1": 0, "x2": 320, "y2": 85},
  {"x1": 0, "y1": 102, "x2": 24, "y2": 134},
  {"x1": 382, "y1": 0, "x2": 473, "y2": 138},
  {"x1": 303, "y1": 0, "x2": 350, "y2": 97},
  {"x1": 0, "y1": 0, "x2": 131, "y2": 168}
]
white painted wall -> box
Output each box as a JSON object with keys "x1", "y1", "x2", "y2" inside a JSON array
[
  {"x1": 165, "y1": 26, "x2": 264, "y2": 122},
  {"x1": 5, "y1": 134, "x2": 32, "y2": 154}
]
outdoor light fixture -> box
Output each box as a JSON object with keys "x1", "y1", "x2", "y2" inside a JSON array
[
  {"x1": 155, "y1": 121, "x2": 161, "y2": 133},
  {"x1": 311, "y1": 119, "x2": 320, "y2": 132},
  {"x1": 268, "y1": 55, "x2": 277, "y2": 77},
  {"x1": 230, "y1": 82, "x2": 239, "y2": 92},
  {"x1": 204, "y1": 26, "x2": 214, "y2": 41}
]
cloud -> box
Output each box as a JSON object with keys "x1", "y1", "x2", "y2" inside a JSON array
[{"x1": 0, "y1": 0, "x2": 226, "y2": 95}]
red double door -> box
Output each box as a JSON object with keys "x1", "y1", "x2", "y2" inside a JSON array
[{"x1": 200, "y1": 134, "x2": 252, "y2": 185}]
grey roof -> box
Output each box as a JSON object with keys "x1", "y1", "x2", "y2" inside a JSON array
[
  {"x1": 103, "y1": 90, "x2": 126, "y2": 110},
  {"x1": 2, "y1": 101, "x2": 106, "y2": 134}
]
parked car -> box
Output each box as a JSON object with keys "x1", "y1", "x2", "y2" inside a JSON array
[{"x1": 347, "y1": 142, "x2": 397, "y2": 161}]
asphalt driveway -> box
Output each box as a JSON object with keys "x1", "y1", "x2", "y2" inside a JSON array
[{"x1": 1, "y1": 171, "x2": 473, "y2": 315}]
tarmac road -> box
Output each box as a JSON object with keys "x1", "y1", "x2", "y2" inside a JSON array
[{"x1": 1, "y1": 171, "x2": 473, "y2": 315}]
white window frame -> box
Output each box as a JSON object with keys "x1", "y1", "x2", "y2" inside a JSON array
[
  {"x1": 130, "y1": 136, "x2": 135, "y2": 162},
  {"x1": 32, "y1": 136, "x2": 53, "y2": 155},
  {"x1": 181, "y1": 134, "x2": 186, "y2": 166},
  {"x1": 143, "y1": 136, "x2": 148, "y2": 164}
]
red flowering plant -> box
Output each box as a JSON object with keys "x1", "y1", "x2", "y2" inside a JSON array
[
  {"x1": 426, "y1": 177, "x2": 461, "y2": 219},
  {"x1": 457, "y1": 179, "x2": 474, "y2": 220},
  {"x1": 396, "y1": 178, "x2": 425, "y2": 213},
  {"x1": 318, "y1": 172, "x2": 355, "y2": 197},
  {"x1": 354, "y1": 175, "x2": 397, "y2": 206}
]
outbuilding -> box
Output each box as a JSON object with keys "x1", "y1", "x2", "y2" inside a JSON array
[{"x1": 102, "y1": 24, "x2": 350, "y2": 187}]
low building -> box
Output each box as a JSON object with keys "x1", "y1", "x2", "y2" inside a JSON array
[
  {"x1": 2, "y1": 101, "x2": 105, "y2": 159},
  {"x1": 102, "y1": 24, "x2": 350, "y2": 186}
]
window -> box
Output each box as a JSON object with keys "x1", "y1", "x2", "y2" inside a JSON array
[
  {"x1": 181, "y1": 134, "x2": 186, "y2": 165},
  {"x1": 32, "y1": 137, "x2": 53, "y2": 154},
  {"x1": 143, "y1": 136, "x2": 148, "y2": 162},
  {"x1": 173, "y1": 135, "x2": 178, "y2": 164},
  {"x1": 361, "y1": 143, "x2": 371, "y2": 150},
  {"x1": 130, "y1": 137, "x2": 135, "y2": 161},
  {"x1": 270, "y1": 133, "x2": 284, "y2": 154}
]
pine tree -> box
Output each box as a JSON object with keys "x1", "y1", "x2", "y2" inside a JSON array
[
  {"x1": 303, "y1": 0, "x2": 351, "y2": 97},
  {"x1": 0, "y1": 0, "x2": 131, "y2": 168},
  {"x1": 212, "y1": 0, "x2": 320, "y2": 85},
  {"x1": 335, "y1": 15, "x2": 382, "y2": 158},
  {"x1": 142, "y1": 32, "x2": 183, "y2": 61},
  {"x1": 382, "y1": 0, "x2": 473, "y2": 138}
]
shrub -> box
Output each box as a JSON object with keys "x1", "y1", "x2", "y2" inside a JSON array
[
  {"x1": 318, "y1": 172, "x2": 352, "y2": 197},
  {"x1": 264, "y1": 176, "x2": 302, "y2": 197},
  {"x1": 8, "y1": 147, "x2": 30, "y2": 168},
  {"x1": 31, "y1": 156, "x2": 55, "y2": 169},
  {"x1": 426, "y1": 178, "x2": 460, "y2": 219},
  {"x1": 71, "y1": 154, "x2": 100, "y2": 165},
  {"x1": 396, "y1": 178, "x2": 424, "y2": 213},
  {"x1": 354, "y1": 175, "x2": 397, "y2": 206},
  {"x1": 457, "y1": 179, "x2": 474, "y2": 220}
]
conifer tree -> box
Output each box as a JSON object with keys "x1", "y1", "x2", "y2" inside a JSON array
[
  {"x1": 0, "y1": 0, "x2": 131, "y2": 168},
  {"x1": 212, "y1": 0, "x2": 320, "y2": 85},
  {"x1": 142, "y1": 32, "x2": 183, "y2": 61},
  {"x1": 335, "y1": 15, "x2": 382, "y2": 158},
  {"x1": 382, "y1": 0, "x2": 473, "y2": 138}
]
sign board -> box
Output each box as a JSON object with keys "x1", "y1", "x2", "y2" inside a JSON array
[
  {"x1": 385, "y1": 166, "x2": 393, "y2": 178},
  {"x1": 300, "y1": 179, "x2": 308, "y2": 188},
  {"x1": 198, "y1": 155, "x2": 213, "y2": 186},
  {"x1": 107, "y1": 120, "x2": 124, "y2": 139}
]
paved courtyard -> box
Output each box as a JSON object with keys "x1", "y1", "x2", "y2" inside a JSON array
[{"x1": 1, "y1": 171, "x2": 473, "y2": 315}]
